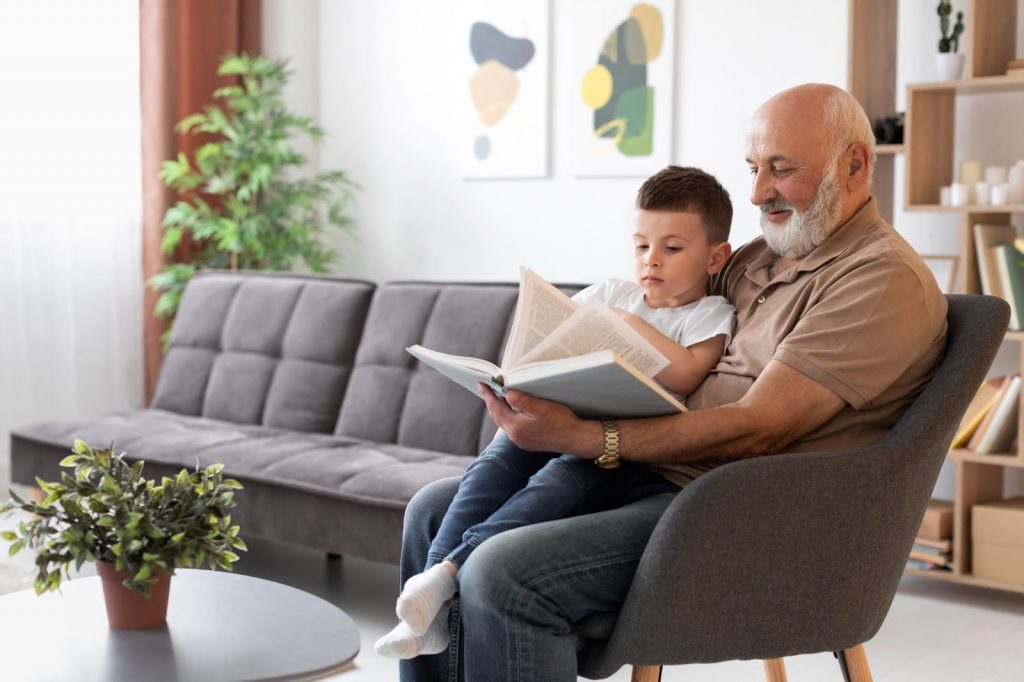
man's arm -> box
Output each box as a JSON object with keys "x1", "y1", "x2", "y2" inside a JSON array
[{"x1": 479, "y1": 359, "x2": 846, "y2": 464}]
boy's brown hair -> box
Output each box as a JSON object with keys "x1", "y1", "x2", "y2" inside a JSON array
[{"x1": 635, "y1": 165, "x2": 732, "y2": 244}]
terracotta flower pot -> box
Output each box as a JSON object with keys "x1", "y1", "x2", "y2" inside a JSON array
[{"x1": 96, "y1": 561, "x2": 172, "y2": 629}]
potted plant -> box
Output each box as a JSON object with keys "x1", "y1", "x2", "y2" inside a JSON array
[
  {"x1": 150, "y1": 52, "x2": 358, "y2": 343},
  {"x1": 936, "y1": 0, "x2": 966, "y2": 80},
  {"x1": 0, "y1": 440, "x2": 246, "y2": 629}
]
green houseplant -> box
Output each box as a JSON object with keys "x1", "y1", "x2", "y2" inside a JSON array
[
  {"x1": 936, "y1": 1, "x2": 966, "y2": 80},
  {"x1": 1, "y1": 440, "x2": 246, "y2": 628},
  {"x1": 150, "y1": 52, "x2": 357, "y2": 331}
]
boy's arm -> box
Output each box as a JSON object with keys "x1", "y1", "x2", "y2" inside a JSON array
[{"x1": 613, "y1": 310, "x2": 725, "y2": 395}]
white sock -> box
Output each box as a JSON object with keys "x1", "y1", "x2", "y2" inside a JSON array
[
  {"x1": 396, "y1": 564, "x2": 456, "y2": 635},
  {"x1": 374, "y1": 609, "x2": 449, "y2": 659}
]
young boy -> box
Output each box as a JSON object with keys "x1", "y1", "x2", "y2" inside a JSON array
[{"x1": 376, "y1": 166, "x2": 736, "y2": 659}]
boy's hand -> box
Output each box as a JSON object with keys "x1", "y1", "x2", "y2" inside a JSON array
[{"x1": 478, "y1": 384, "x2": 604, "y2": 458}]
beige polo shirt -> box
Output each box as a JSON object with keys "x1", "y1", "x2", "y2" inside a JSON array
[{"x1": 654, "y1": 198, "x2": 948, "y2": 487}]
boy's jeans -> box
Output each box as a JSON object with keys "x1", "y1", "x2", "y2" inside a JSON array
[
  {"x1": 399, "y1": 476, "x2": 677, "y2": 681},
  {"x1": 426, "y1": 432, "x2": 653, "y2": 568}
]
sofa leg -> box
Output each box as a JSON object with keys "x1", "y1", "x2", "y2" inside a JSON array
[
  {"x1": 326, "y1": 552, "x2": 342, "y2": 563},
  {"x1": 631, "y1": 665, "x2": 662, "y2": 682},
  {"x1": 763, "y1": 658, "x2": 787, "y2": 681},
  {"x1": 836, "y1": 644, "x2": 872, "y2": 682}
]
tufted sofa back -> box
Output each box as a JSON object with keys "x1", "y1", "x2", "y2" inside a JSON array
[
  {"x1": 152, "y1": 272, "x2": 581, "y2": 456},
  {"x1": 152, "y1": 272, "x2": 375, "y2": 433}
]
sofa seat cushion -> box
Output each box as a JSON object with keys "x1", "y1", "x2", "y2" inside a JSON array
[{"x1": 11, "y1": 409, "x2": 474, "y2": 511}]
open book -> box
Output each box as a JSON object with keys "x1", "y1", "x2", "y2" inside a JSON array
[{"x1": 407, "y1": 267, "x2": 686, "y2": 418}]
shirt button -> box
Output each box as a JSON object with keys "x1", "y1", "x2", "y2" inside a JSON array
[{"x1": 757, "y1": 295, "x2": 767, "y2": 304}]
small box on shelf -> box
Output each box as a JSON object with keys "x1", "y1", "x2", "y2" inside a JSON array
[
  {"x1": 919, "y1": 499, "x2": 954, "y2": 542},
  {"x1": 972, "y1": 497, "x2": 1024, "y2": 587}
]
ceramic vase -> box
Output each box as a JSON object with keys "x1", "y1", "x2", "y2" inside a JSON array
[{"x1": 936, "y1": 52, "x2": 966, "y2": 81}]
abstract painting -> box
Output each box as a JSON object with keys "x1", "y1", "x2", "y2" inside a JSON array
[
  {"x1": 464, "y1": 1, "x2": 549, "y2": 179},
  {"x1": 568, "y1": 0, "x2": 674, "y2": 176}
]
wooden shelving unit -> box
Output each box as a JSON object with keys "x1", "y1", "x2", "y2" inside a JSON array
[{"x1": 850, "y1": 0, "x2": 1024, "y2": 594}]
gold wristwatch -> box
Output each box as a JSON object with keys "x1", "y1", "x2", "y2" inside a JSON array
[{"x1": 595, "y1": 419, "x2": 621, "y2": 469}]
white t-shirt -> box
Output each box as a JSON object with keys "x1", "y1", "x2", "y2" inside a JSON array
[{"x1": 572, "y1": 278, "x2": 736, "y2": 350}]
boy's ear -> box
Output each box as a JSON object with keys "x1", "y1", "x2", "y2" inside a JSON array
[{"x1": 707, "y1": 242, "x2": 731, "y2": 275}]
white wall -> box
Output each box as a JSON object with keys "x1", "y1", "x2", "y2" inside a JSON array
[
  {"x1": 266, "y1": 0, "x2": 849, "y2": 284},
  {"x1": 264, "y1": 0, "x2": 1024, "y2": 496}
]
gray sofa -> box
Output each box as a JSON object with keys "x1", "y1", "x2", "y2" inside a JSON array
[{"x1": 10, "y1": 271, "x2": 579, "y2": 564}]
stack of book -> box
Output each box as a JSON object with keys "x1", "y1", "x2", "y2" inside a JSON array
[
  {"x1": 909, "y1": 499, "x2": 954, "y2": 571},
  {"x1": 973, "y1": 224, "x2": 1024, "y2": 330},
  {"x1": 951, "y1": 374, "x2": 1020, "y2": 455}
]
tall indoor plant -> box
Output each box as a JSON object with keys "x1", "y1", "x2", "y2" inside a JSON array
[
  {"x1": 150, "y1": 53, "x2": 357, "y2": 329},
  {"x1": 1, "y1": 440, "x2": 246, "y2": 628}
]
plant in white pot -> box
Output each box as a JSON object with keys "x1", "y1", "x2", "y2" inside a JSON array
[
  {"x1": 0, "y1": 440, "x2": 246, "y2": 629},
  {"x1": 936, "y1": 0, "x2": 966, "y2": 80}
]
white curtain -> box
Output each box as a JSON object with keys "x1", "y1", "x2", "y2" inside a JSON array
[{"x1": 0, "y1": 1, "x2": 143, "y2": 487}]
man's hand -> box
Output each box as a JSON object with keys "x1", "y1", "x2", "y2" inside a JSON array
[{"x1": 478, "y1": 384, "x2": 604, "y2": 457}]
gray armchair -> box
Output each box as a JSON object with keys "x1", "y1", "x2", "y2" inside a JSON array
[{"x1": 578, "y1": 295, "x2": 1009, "y2": 681}]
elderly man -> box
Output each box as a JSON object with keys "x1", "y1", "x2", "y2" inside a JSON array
[{"x1": 398, "y1": 83, "x2": 948, "y2": 681}]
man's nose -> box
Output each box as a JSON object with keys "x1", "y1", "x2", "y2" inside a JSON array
[{"x1": 750, "y1": 171, "x2": 775, "y2": 206}]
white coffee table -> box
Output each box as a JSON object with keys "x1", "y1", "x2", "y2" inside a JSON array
[{"x1": 0, "y1": 569, "x2": 360, "y2": 681}]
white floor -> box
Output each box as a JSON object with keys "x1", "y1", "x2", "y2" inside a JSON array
[{"x1": 2, "y1": 473, "x2": 1024, "y2": 681}]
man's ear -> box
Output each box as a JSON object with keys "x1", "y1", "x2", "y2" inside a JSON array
[
  {"x1": 846, "y1": 142, "x2": 870, "y2": 192},
  {"x1": 707, "y1": 241, "x2": 732, "y2": 275}
]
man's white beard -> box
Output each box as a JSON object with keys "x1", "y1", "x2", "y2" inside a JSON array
[{"x1": 760, "y1": 166, "x2": 843, "y2": 259}]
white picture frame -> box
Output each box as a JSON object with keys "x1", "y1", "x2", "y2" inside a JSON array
[
  {"x1": 462, "y1": 0, "x2": 550, "y2": 179},
  {"x1": 567, "y1": 0, "x2": 675, "y2": 177},
  {"x1": 921, "y1": 254, "x2": 960, "y2": 294}
]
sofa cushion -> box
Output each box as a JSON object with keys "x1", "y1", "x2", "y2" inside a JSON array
[
  {"x1": 11, "y1": 410, "x2": 473, "y2": 512},
  {"x1": 151, "y1": 273, "x2": 374, "y2": 433},
  {"x1": 336, "y1": 283, "x2": 520, "y2": 455}
]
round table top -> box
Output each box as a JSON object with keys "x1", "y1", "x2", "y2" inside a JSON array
[{"x1": 0, "y1": 568, "x2": 360, "y2": 682}]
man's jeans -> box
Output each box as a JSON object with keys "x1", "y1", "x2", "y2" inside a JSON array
[
  {"x1": 399, "y1": 477, "x2": 676, "y2": 682},
  {"x1": 427, "y1": 432, "x2": 654, "y2": 568}
]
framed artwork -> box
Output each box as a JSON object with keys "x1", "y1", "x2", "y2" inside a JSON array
[
  {"x1": 463, "y1": 0, "x2": 550, "y2": 179},
  {"x1": 567, "y1": 0, "x2": 675, "y2": 177},
  {"x1": 921, "y1": 254, "x2": 960, "y2": 294}
]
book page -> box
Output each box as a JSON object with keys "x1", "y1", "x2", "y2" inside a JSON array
[
  {"x1": 515, "y1": 300, "x2": 669, "y2": 378},
  {"x1": 501, "y1": 267, "x2": 579, "y2": 368}
]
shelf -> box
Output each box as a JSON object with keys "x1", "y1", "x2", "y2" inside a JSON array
[
  {"x1": 949, "y1": 448, "x2": 1024, "y2": 468},
  {"x1": 904, "y1": 204, "x2": 1024, "y2": 213},
  {"x1": 876, "y1": 144, "x2": 905, "y2": 155},
  {"x1": 905, "y1": 566, "x2": 1024, "y2": 594},
  {"x1": 1005, "y1": 331, "x2": 1024, "y2": 342},
  {"x1": 907, "y1": 74, "x2": 1024, "y2": 95}
]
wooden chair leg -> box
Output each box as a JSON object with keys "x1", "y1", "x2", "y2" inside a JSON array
[
  {"x1": 837, "y1": 644, "x2": 873, "y2": 682},
  {"x1": 631, "y1": 665, "x2": 662, "y2": 682},
  {"x1": 763, "y1": 658, "x2": 787, "y2": 682}
]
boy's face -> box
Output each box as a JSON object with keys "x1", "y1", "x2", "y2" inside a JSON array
[{"x1": 633, "y1": 210, "x2": 730, "y2": 309}]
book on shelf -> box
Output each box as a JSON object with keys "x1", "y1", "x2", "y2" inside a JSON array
[
  {"x1": 909, "y1": 549, "x2": 952, "y2": 567},
  {"x1": 914, "y1": 536, "x2": 952, "y2": 553},
  {"x1": 407, "y1": 267, "x2": 686, "y2": 419},
  {"x1": 1008, "y1": 59, "x2": 1024, "y2": 76},
  {"x1": 918, "y1": 499, "x2": 954, "y2": 542},
  {"x1": 994, "y1": 244, "x2": 1024, "y2": 330},
  {"x1": 966, "y1": 374, "x2": 1019, "y2": 454},
  {"x1": 973, "y1": 224, "x2": 1017, "y2": 301},
  {"x1": 951, "y1": 377, "x2": 1005, "y2": 448}
]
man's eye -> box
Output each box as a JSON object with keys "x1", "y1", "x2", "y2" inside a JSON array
[
  {"x1": 749, "y1": 167, "x2": 758, "y2": 176},
  {"x1": 665, "y1": 246, "x2": 683, "y2": 253},
  {"x1": 773, "y1": 167, "x2": 794, "y2": 175},
  {"x1": 635, "y1": 245, "x2": 649, "y2": 251}
]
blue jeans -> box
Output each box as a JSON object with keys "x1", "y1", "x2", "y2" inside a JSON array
[
  {"x1": 426, "y1": 433, "x2": 659, "y2": 568},
  {"x1": 399, "y1": 476, "x2": 678, "y2": 681}
]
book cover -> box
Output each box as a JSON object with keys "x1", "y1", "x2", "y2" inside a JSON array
[
  {"x1": 994, "y1": 244, "x2": 1024, "y2": 330},
  {"x1": 973, "y1": 375, "x2": 1021, "y2": 454},
  {"x1": 951, "y1": 377, "x2": 1004, "y2": 448},
  {"x1": 973, "y1": 224, "x2": 1016, "y2": 299},
  {"x1": 967, "y1": 375, "x2": 1013, "y2": 452},
  {"x1": 914, "y1": 536, "x2": 952, "y2": 552}
]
